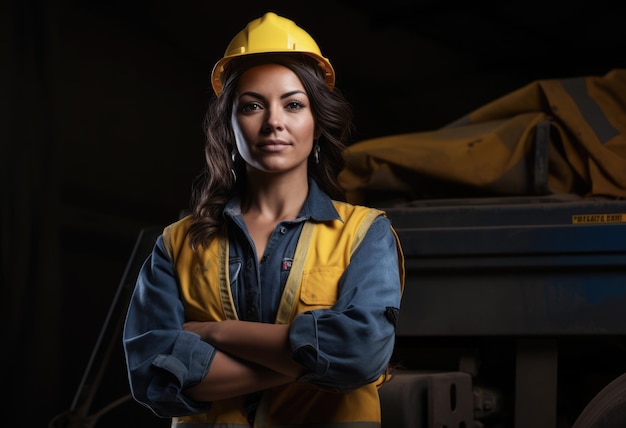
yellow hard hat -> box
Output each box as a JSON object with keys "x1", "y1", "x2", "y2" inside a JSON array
[{"x1": 211, "y1": 12, "x2": 335, "y2": 96}]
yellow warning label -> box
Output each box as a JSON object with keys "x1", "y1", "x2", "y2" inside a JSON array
[{"x1": 572, "y1": 213, "x2": 626, "y2": 224}]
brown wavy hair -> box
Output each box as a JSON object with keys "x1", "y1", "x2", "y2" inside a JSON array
[{"x1": 187, "y1": 53, "x2": 354, "y2": 249}]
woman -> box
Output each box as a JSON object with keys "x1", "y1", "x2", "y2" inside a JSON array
[{"x1": 123, "y1": 12, "x2": 404, "y2": 427}]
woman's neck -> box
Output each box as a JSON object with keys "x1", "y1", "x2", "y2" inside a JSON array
[{"x1": 241, "y1": 172, "x2": 309, "y2": 222}]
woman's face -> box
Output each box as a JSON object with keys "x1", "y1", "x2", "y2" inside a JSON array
[{"x1": 231, "y1": 63, "x2": 316, "y2": 177}]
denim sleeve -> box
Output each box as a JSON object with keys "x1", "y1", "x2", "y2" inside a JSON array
[
  {"x1": 122, "y1": 235, "x2": 217, "y2": 417},
  {"x1": 289, "y1": 216, "x2": 402, "y2": 392}
]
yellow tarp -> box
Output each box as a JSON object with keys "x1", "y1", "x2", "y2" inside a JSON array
[{"x1": 339, "y1": 69, "x2": 626, "y2": 204}]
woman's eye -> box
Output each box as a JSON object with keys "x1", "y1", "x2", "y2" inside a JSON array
[
  {"x1": 241, "y1": 102, "x2": 262, "y2": 113},
  {"x1": 286, "y1": 101, "x2": 305, "y2": 110}
]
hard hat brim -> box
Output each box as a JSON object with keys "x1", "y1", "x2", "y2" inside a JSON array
[{"x1": 211, "y1": 51, "x2": 335, "y2": 96}]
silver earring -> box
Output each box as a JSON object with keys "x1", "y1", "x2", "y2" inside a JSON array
[
  {"x1": 314, "y1": 143, "x2": 320, "y2": 164},
  {"x1": 231, "y1": 150, "x2": 237, "y2": 181}
]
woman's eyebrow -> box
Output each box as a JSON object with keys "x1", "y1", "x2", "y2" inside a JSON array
[
  {"x1": 239, "y1": 90, "x2": 308, "y2": 100},
  {"x1": 280, "y1": 90, "x2": 307, "y2": 99}
]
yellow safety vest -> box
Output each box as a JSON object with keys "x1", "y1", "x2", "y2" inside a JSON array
[{"x1": 162, "y1": 201, "x2": 405, "y2": 428}]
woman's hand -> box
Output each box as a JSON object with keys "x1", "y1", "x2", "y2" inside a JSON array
[
  {"x1": 182, "y1": 320, "x2": 215, "y2": 341},
  {"x1": 183, "y1": 320, "x2": 304, "y2": 379}
]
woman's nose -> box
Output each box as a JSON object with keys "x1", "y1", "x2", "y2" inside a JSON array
[{"x1": 263, "y1": 108, "x2": 284, "y2": 132}]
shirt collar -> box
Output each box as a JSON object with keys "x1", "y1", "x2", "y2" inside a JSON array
[{"x1": 224, "y1": 179, "x2": 340, "y2": 223}]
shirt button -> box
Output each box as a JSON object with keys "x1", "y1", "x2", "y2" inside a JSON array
[{"x1": 280, "y1": 226, "x2": 287, "y2": 234}]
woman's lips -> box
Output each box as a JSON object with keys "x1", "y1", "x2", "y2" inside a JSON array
[{"x1": 257, "y1": 140, "x2": 289, "y2": 152}]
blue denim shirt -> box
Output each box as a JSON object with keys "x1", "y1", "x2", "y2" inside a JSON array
[{"x1": 123, "y1": 180, "x2": 402, "y2": 417}]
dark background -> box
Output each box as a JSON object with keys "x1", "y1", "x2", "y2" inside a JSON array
[{"x1": 3, "y1": 1, "x2": 625, "y2": 427}]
